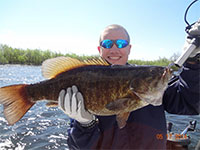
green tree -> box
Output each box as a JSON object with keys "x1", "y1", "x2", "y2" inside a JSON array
[{"x1": 0, "y1": 44, "x2": 180, "y2": 66}]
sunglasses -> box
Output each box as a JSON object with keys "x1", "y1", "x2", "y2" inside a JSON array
[{"x1": 100, "y1": 39, "x2": 129, "y2": 49}]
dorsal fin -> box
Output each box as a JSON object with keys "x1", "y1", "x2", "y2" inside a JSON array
[{"x1": 42, "y1": 57, "x2": 109, "y2": 79}]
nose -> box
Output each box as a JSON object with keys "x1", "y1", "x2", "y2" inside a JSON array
[{"x1": 109, "y1": 44, "x2": 120, "y2": 53}]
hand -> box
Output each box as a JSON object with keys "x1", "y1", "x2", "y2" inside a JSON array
[
  {"x1": 183, "y1": 19, "x2": 200, "y2": 62},
  {"x1": 58, "y1": 85, "x2": 95, "y2": 125},
  {"x1": 188, "y1": 19, "x2": 200, "y2": 36}
]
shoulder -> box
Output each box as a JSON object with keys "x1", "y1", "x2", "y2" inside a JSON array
[{"x1": 126, "y1": 63, "x2": 136, "y2": 66}]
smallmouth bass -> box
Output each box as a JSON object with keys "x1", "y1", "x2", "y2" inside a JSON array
[{"x1": 0, "y1": 57, "x2": 172, "y2": 128}]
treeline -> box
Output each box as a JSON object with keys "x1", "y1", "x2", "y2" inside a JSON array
[
  {"x1": 0, "y1": 44, "x2": 177, "y2": 66},
  {"x1": 0, "y1": 44, "x2": 98, "y2": 65}
]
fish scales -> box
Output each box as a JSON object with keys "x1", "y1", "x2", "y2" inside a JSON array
[{"x1": 26, "y1": 65, "x2": 136, "y2": 114}]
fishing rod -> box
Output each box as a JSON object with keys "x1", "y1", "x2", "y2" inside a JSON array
[{"x1": 171, "y1": 0, "x2": 200, "y2": 68}]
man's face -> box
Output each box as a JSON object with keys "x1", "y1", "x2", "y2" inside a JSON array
[{"x1": 98, "y1": 28, "x2": 131, "y2": 65}]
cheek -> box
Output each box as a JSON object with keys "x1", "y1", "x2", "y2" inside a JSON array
[
  {"x1": 122, "y1": 45, "x2": 131, "y2": 55},
  {"x1": 100, "y1": 49, "x2": 109, "y2": 57},
  {"x1": 120, "y1": 49, "x2": 129, "y2": 56}
]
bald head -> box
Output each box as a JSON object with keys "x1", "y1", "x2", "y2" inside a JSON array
[{"x1": 99, "y1": 24, "x2": 130, "y2": 44}]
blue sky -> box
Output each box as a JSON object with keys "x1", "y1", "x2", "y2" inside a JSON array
[{"x1": 0, "y1": 0, "x2": 199, "y2": 60}]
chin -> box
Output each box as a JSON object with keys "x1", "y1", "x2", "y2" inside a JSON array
[
  {"x1": 109, "y1": 60, "x2": 124, "y2": 65},
  {"x1": 107, "y1": 59, "x2": 118, "y2": 64}
]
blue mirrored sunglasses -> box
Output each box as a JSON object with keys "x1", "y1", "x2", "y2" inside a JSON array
[{"x1": 100, "y1": 39, "x2": 129, "y2": 49}]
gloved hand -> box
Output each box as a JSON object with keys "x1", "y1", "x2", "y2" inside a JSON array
[
  {"x1": 188, "y1": 19, "x2": 200, "y2": 36},
  {"x1": 58, "y1": 85, "x2": 96, "y2": 125},
  {"x1": 183, "y1": 19, "x2": 200, "y2": 61}
]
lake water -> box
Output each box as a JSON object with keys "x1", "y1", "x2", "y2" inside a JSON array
[{"x1": 0, "y1": 65, "x2": 199, "y2": 150}]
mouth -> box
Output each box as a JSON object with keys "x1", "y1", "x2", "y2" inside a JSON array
[{"x1": 108, "y1": 56, "x2": 121, "y2": 60}]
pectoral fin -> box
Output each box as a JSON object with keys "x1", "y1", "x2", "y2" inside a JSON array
[
  {"x1": 116, "y1": 112, "x2": 130, "y2": 129},
  {"x1": 105, "y1": 98, "x2": 130, "y2": 111}
]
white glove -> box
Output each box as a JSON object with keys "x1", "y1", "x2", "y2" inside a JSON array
[
  {"x1": 58, "y1": 85, "x2": 96, "y2": 125},
  {"x1": 184, "y1": 19, "x2": 200, "y2": 58},
  {"x1": 188, "y1": 19, "x2": 200, "y2": 36}
]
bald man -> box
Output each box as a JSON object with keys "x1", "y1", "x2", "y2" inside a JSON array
[{"x1": 58, "y1": 24, "x2": 200, "y2": 150}]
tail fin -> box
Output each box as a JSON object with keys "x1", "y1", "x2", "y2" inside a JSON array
[{"x1": 0, "y1": 84, "x2": 34, "y2": 125}]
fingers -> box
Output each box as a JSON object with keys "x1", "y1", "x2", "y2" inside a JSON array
[
  {"x1": 71, "y1": 91, "x2": 78, "y2": 116},
  {"x1": 77, "y1": 92, "x2": 85, "y2": 111},
  {"x1": 63, "y1": 85, "x2": 79, "y2": 116},
  {"x1": 58, "y1": 89, "x2": 66, "y2": 110},
  {"x1": 64, "y1": 87, "x2": 72, "y2": 114},
  {"x1": 72, "y1": 85, "x2": 78, "y2": 93}
]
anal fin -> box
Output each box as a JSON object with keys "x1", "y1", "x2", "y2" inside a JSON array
[
  {"x1": 46, "y1": 102, "x2": 58, "y2": 107},
  {"x1": 116, "y1": 112, "x2": 130, "y2": 129}
]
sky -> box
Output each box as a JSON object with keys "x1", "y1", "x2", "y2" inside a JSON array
[{"x1": 0, "y1": 0, "x2": 199, "y2": 60}]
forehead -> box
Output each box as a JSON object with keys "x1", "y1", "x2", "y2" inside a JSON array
[{"x1": 101, "y1": 28, "x2": 128, "y2": 40}]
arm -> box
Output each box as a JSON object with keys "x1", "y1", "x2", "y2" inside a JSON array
[
  {"x1": 58, "y1": 85, "x2": 101, "y2": 149},
  {"x1": 67, "y1": 119, "x2": 101, "y2": 149},
  {"x1": 164, "y1": 19, "x2": 200, "y2": 114},
  {"x1": 163, "y1": 62, "x2": 200, "y2": 114}
]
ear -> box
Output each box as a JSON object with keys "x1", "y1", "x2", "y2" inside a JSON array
[
  {"x1": 127, "y1": 44, "x2": 131, "y2": 55},
  {"x1": 97, "y1": 46, "x2": 101, "y2": 53}
]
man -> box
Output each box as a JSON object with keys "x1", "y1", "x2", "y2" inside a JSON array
[{"x1": 58, "y1": 24, "x2": 200, "y2": 149}]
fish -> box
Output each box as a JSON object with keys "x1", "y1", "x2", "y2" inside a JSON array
[{"x1": 0, "y1": 57, "x2": 172, "y2": 128}]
